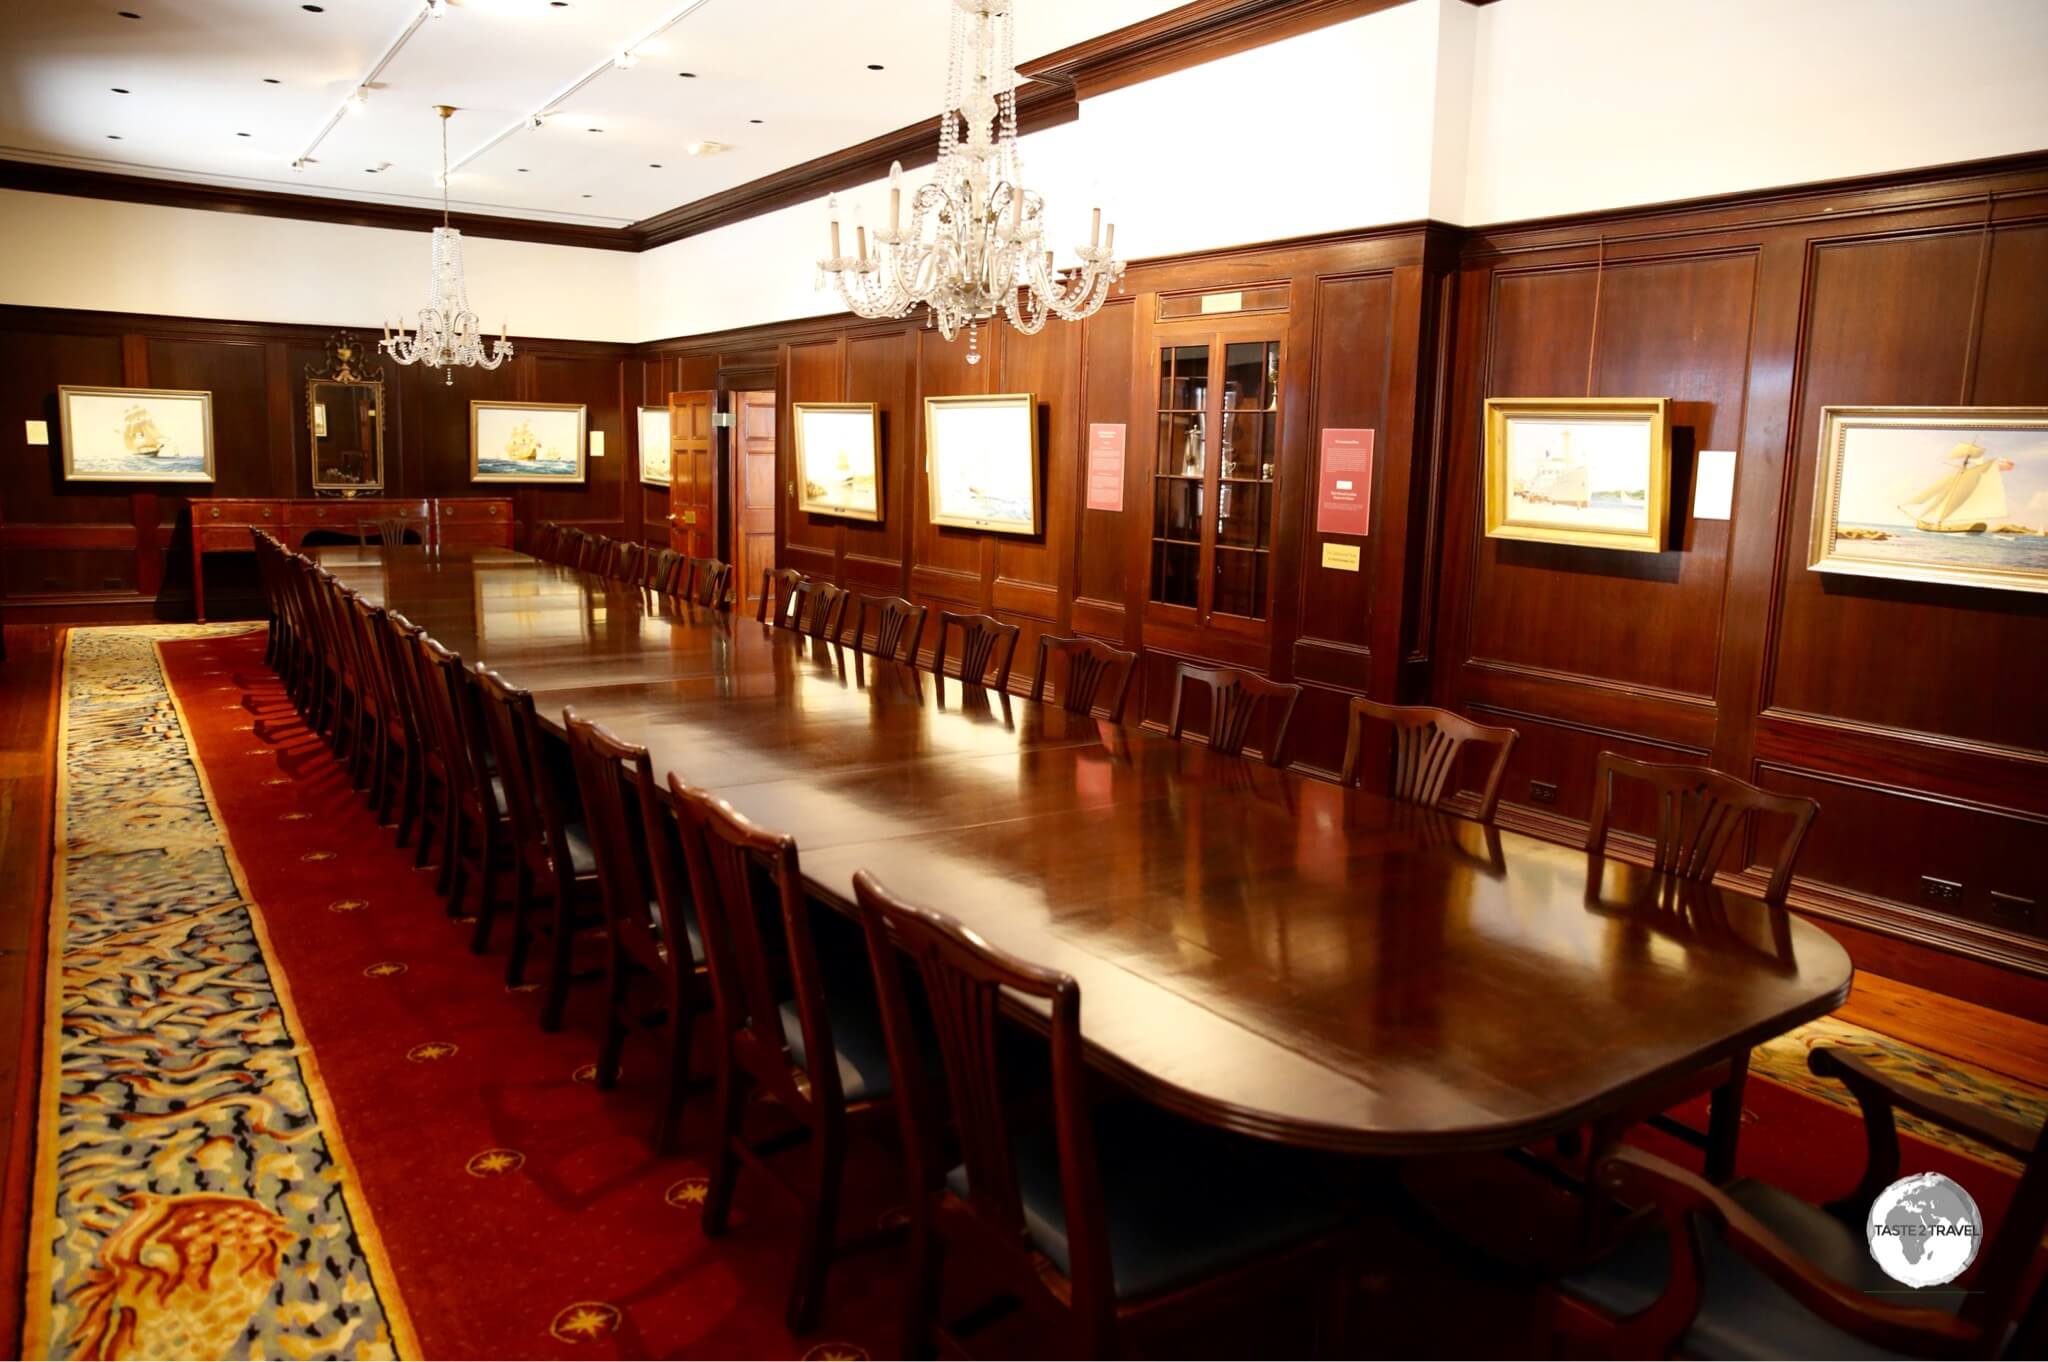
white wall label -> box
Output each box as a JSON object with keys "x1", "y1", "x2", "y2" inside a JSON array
[
  {"x1": 1692, "y1": 449, "x2": 1737, "y2": 520},
  {"x1": 25, "y1": 419, "x2": 49, "y2": 445},
  {"x1": 589, "y1": 430, "x2": 605, "y2": 459}
]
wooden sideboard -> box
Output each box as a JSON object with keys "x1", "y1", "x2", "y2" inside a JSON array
[{"x1": 188, "y1": 496, "x2": 514, "y2": 621}]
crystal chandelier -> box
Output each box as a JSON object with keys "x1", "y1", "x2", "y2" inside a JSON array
[
  {"x1": 382, "y1": 105, "x2": 512, "y2": 385},
  {"x1": 817, "y1": 0, "x2": 1124, "y2": 363}
]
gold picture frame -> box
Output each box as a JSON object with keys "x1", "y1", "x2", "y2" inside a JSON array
[
  {"x1": 58, "y1": 384, "x2": 216, "y2": 483},
  {"x1": 638, "y1": 405, "x2": 672, "y2": 488},
  {"x1": 925, "y1": 393, "x2": 1039, "y2": 535},
  {"x1": 1807, "y1": 405, "x2": 2048, "y2": 595},
  {"x1": 469, "y1": 400, "x2": 587, "y2": 484},
  {"x1": 792, "y1": 402, "x2": 882, "y2": 522},
  {"x1": 1483, "y1": 397, "x2": 1670, "y2": 553}
]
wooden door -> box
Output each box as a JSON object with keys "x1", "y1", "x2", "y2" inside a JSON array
[
  {"x1": 666, "y1": 389, "x2": 715, "y2": 558},
  {"x1": 732, "y1": 389, "x2": 778, "y2": 611}
]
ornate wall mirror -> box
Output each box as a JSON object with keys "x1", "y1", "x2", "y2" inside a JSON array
[{"x1": 307, "y1": 331, "x2": 386, "y2": 494}]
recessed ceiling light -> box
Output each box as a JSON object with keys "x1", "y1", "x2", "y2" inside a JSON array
[
  {"x1": 867, "y1": 63, "x2": 884, "y2": 70},
  {"x1": 587, "y1": 127, "x2": 602, "y2": 133},
  {"x1": 301, "y1": 4, "x2": 323, "y2": 11},
  {"x1": 236, "y1": 131, "x2": 251, "y2": 138},
  {"x1": 677, "y1": 71, "x2": 696, "y2": 78},
  {"x1": 111, "y1": 87, "x2": 129, "y2": 94},
  {"x1": 117, "y1": 10, "x2": 140, "y2": 19},
  {"x1": 550, "y1": 1, "x2": 569, "y2": 7},
  {"x1": 648, "y1": 163, "x2": 662, "y2": 168},
  {"x1": 263, "y1": 77, "x2": 281, "y2": 85},
  {"x1": 107, "y1": 134, "x2": 123, "y2": 140},
  {"x1": 516, "y1": 167, "x2": 529, "y2": 173},
  {"x1": 580, "y1": 193, "x2": 592, "y2": 198},
  {"x1": 749, "y1": 118, "x2": 763, "y2": 124}
]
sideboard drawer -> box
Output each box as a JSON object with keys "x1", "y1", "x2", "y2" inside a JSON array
[
  {"x1": 283, "y1": 498, "x2": 430, "y2": 530},
  {"x1": 194, "y1": 499, "x2": 283, "y2": 528},
  {"x1": 437, "y1": 499, "x2": 515, "y2": 547}
]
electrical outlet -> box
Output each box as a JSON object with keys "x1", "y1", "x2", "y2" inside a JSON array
[
  {"x1": 1988, "y1": 891, "x2": 2038, "y2": 929},
  {"x1": 1529, "y1": 780, "x2": 1559, "y2": 806},
  {"x1": 1920, "y1": 875, "x2": 1963, "y2": 904}
]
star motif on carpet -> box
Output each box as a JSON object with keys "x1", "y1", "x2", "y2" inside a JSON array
[
  {"x1": 664, "y1": 1178, "x2": 709, "y2": 1209},
  {"x1": 301, "y1": 850, "x2": 337, "y2": 862},
  {"x1": 548, "y1": 1302, "x2": 622, "y2": 1343},
  {"x1": 506, "y1": 982, "x2": 541, "y2": 993},
  {"x1": 466, "y1": 1148, "x2": 526, "y2": 1178},
  {"x1": 244, "y1": 748, "x2": 273, "y2": 757},
  {"x1": 407, "y1": 1042, "x2": 458, "y2": 1063},
  {"x1": 280, "y1": 811, "x2": 312, "y2": 821},
  {"x1": 363, "y1": 961, "x2": 407, "y2": 978},
  {"x1": 328, "y1": 898, "x2": 368, "y2": 913},
  {"x1": 263, "y1": 777, "x2": 293, "y2": 786},
  {"x1": 233, "y1": 724, "x2": 255, "y2": 732},
  {"x1": 572, "y1": 1063, "x2": 613, "y2": 1085},
  {"x1": 801, "y1": 1343, "x2": 871, "y2": 1361}
]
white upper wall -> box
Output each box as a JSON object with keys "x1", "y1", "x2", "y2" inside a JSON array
[
  {"x1": 4, "y1": 0, "x2": 2045, "y2": 343},
  {"x1": 1461, "y1": 0, "x2": 2048, "y2": 224},
  {"x1": 0, "y1": 187, "x2": 640, "y2": 343}
]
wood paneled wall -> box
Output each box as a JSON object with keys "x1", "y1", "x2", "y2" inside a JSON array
[
  {"x1": 644, "y1": 153, "x2": 2048, "y2": 1003},
  {"x1": 5, "y1": 152, "x2": 2045, "y2": 1006},
  {"x1": 0, "y1": 308, "x2": 637, "y2": 621}
]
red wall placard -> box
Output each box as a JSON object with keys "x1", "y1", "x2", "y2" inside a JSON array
[
  {"x1": 1316, "y1": 427, "x2": 1374, "y2": 536},
  {"x1": 1086, "y1": 422, "x2": 1126, "y2": 512}
]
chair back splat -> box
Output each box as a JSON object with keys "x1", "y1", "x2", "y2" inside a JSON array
[
  {"x1": 1341, "y1": 698, "x2": 1519, "y2": 822},
  {"x1": 1586, "y1": 752, "x2": 1818, "y2": 903}
]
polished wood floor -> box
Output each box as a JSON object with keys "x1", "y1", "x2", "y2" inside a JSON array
[{"x1": 0, "y1": 618, "x2": 2044, "y2": 1344}]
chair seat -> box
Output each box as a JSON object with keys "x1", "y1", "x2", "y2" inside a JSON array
[
  {"x1": 647, "y1": 898, "x2": 706, "y2": 966},
  {"x1": 946, "y1": 1098, "x2": 1349, "y2": 1301},
  {"x1": 1560, "y1": 1178, "x2": 1966, "y2": 1360},
  {"x1": 776, "y1": 988, "x2": 894, "y2": 1104},
  {"x1": 561, "y1": 822, "x2": 598, "y2": 877}
]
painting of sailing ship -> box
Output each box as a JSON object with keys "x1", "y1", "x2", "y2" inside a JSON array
[
  {"x1": 793, "y1": 403, "x2": 881, "y2": 521},
  {"x1": 1809, "y1": 406, "x2": 2048, "y2": 594},
  {"x1": 470, "y1": 401, "x2": 586, "y2": 483},
  {"x1": 926, "y1": 393, "x2": 1039, "y2": 535},
  {"x1": 58, "y1": 386, "x2": 215, "y2": 482},
  {"x1": 1483, "y1": 397, "x2": 1669, "y2": 553},
  {"x1": 638, "y1": 406, "x2": 672, "y2": 487}
]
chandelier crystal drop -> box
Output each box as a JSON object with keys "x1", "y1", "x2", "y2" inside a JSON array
[
  {"x1": 816, "y1": 0, "x2": 1124, "y2": 363},
  {"x1": 382, "y1": 105, "x2": 512, "y2": 385}
]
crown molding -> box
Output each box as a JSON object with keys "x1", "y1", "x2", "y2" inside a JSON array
[{"x1": 0, "y1": 158, "x2": 640, "y2": 252}]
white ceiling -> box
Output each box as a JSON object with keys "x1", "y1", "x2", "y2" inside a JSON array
[{"x1": 0, "y1": 0, "x2": 1186, "y2": 228}]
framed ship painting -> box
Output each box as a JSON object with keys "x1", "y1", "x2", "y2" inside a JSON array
[
  {"x1": 638, "y1": 405, "x2": 672, "y2": 488},
  {"x1": 1808, "y1": 406, "x2": 2048, "y2": 595},
  {"x1": 470, "y1": 400, "x2": 586, "y2": 484},
  {"x1": 1483, "y1": 397, "x2": 1670, "y2": 553},
  {"x1": 925, "y1": 393, "x2": 1039, "y2": 535},
  {"x1": 793, "y1": 402, "x2": 881, "y2": 521},
  {"x1": 58, "y1": 385, "x2": 215, "y2": 483}
]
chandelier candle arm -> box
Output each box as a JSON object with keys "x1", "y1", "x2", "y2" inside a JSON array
[
  {"x1": 380, "y1": 104, "x2": 514, "y2": 383},
  {"x1": 816, "y1": 0, "x2": 1124, "y2": 360}
]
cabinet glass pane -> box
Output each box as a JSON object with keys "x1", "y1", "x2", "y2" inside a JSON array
[
  {"x1": 1151, "y1": 541, "x2": 1201, "y2": 608},
  {"x1": 1211, "y1": 340, "x2": 1278, "y2": 619},
  {"x1": 1152, "y1": 342, "x2": 1212, "y2": 609}
]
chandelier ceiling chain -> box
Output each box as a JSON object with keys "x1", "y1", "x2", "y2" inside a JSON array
[
  {"x1": 381, "y1": 105, "x2": 512, "y2": 385},
  {"x1": 816, "y1": 0, "x2": 1125, "y2": 363}
]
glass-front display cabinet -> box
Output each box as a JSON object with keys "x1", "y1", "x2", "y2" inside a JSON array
[{"x1": 1148, "y1": 320, "x2": 1282, "y2": 638}]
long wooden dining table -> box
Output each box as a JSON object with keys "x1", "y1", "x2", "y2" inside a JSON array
[{"x1": 315, "y1": 545, "x2": 1854, "y2": 1158}]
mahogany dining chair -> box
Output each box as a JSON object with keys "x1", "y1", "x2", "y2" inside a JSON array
[
  {"x1": 1166, "y1": 663, "x2": 1300, "y2": 768},
  {"x1": 1339, "y1": 698, "x2": 1519, "y2": 822},
  {"x1": 843, "y1": 594, "x2": 927, "y2": 664},
  {"x1": 932, "y1": 611, "x2": 1020, "y2": 690},
  {"x1": 1029, "y1": 634, "x2": 1137, "y2": 721}
]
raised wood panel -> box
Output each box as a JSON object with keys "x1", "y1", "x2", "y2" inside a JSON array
[
  {"x1": 1756, "y1": 764, "x2": 2046, "y2": 940},
  {"x1": 1465, "y1": 252, "x2": 1755, "y2": 700},
  {"x1": 992, "y1": 321, "x2": 1079, "y2": 618},
  {"x1": 912, "y1": 325, "x2": 990, "y2": 585},
  {"x1": 1769, "y1": 227, "x2": 2048, "y2": 751},
  {"x1": 1299, "y1": 270, "x2": 1396, "y2": 656},
  {"x1": 783, "y1": 339, "x2": 843, "y2": 568},
  {"x1": 1077, "y1": 298, "x2": 1136, "y2": 612},
  {"x1": 1473, "y1": 704, "x2": 1707, "y2": 830},
  {"x1": 531, "y1": 353, "x2": 625, "y2": 528},
  {"x1": 841, "y1": 328, "x2": 913, "y2": 583},
  {"x1": 0, "y1": 327, "x2": 125, "y2": 526}
]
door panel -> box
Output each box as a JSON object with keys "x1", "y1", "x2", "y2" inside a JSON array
[
  {"x1": 734, "y1": 389, "x2": 777, "y2": 610},
  {"x1": 667, "y1": 389, "x2": 715, "y2": 558}
]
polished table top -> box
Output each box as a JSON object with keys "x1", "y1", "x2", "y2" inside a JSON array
[{"x1": 316, "y1": 546, "x2": 1855, "y2": 1155}]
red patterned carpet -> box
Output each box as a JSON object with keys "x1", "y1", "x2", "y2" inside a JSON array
[
  {"x1": 139, "y1": 625, "x2": 2030, "y2": 1359},
  {"x1": 158, "y1": 628, "x2": 902, "y2": 1361}
]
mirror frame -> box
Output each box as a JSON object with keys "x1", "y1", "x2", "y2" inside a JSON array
[{"x1": 307, "y1": 377, "x2": 387, "y2": 493}]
